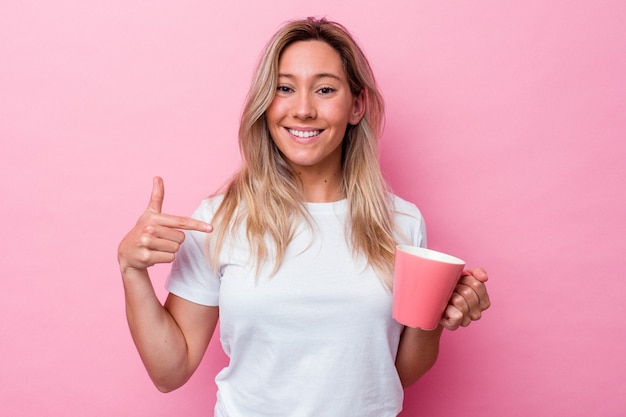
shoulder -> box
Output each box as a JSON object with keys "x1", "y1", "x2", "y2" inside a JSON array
[
  {"x1": 390, "y1": 194, "x2": 424, "y2": 223},
  {"x1": 389, "y1": 194, "x2": 427, "y2": 247},
  {"x1": 190, "y1": 194, "x2": 226, "y2": 222}
]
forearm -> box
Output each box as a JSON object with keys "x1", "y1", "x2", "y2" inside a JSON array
[
  {"x1": 122, "y1": 268, "x2": 192, "y2": 392},
  {"x1": 395, "y1": 325, "x2": 444, "y2": 388}
]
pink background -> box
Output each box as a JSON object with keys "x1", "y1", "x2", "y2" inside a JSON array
[{"x1": 2, "y1": 1, "x2": 625, "y2": 416}]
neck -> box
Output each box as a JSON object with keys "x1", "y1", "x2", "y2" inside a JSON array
[{"x1": 295, "y1": 168, "x2": 344, "y2": 203}]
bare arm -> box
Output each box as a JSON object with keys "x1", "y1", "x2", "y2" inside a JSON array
[
  {"x1": 118, "y1": 177, "x2": 217, "y2": 392},
  {"x1": 122, "y1": 270, "x2": 218, "y2": 392},
  {"x1": 395, "y1": 325, "x2": 443, "y2": 387},
  {"x1": 395, "y1": 268, "x2": 491, "y2": 388}
]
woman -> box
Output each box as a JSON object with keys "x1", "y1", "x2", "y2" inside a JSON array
[{"x1": 118, "y1": 17, "x2": 490, "y2": 416}]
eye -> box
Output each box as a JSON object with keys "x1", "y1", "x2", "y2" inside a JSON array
[
  {"x1": 317, "y1": 86, "x2": 336, "y2": 95},
  {"x1": 276, "y1": 85, "x2": 293, "y2": 94}
]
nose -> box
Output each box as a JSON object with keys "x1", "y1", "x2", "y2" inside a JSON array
[{"x1": 292, "y1": 92, "x2": 316, "y2": 120}]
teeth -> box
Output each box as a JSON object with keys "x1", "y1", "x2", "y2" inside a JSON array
[{"x1": 288, "y1": 129, "x2": 320, "y2": 138}]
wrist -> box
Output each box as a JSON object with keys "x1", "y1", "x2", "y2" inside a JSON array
[
  {"x1": 119, "y1": 262, "x2": 149, "y2": 281},
  {"x1": 402, "y1": 325, "x2": 444, "y2": 340}
]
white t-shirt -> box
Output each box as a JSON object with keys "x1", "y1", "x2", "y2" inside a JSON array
[{"x1": 166, "y1": 195, "x2": 426, "y2": 417}]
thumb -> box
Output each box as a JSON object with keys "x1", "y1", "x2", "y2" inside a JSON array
[
  {"x1": 463, "y1": 267, "x2": 489, "y2": 283},
  {"x1": 147, "y1": 176, "x2": 164, "y2": 213}
]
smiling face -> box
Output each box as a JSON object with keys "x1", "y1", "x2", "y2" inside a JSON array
[{"x1": 266, "y1": 40, "x2": 364, "y2": 177}]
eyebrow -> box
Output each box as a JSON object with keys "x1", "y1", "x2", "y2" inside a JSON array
[{"x1": 278, "y1": 73, "x2": 344, "y2": 82}]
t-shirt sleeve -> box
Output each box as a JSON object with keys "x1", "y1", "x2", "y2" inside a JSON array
[
  {"x1": 392, "y1": 195, "x2": 427, "y2": 249},
  {"x1": 416, "y1": 211, "x2": 427, "y2": 248},
  {"x1": 165, "y1": 199, "x2": 221, "y2": 306}
]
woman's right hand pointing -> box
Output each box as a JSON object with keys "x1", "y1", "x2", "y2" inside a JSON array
[{"x1": 117, "y1": 176, "x2": 213, "y2": 274}]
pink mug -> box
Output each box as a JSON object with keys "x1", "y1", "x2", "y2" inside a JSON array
[{"x1": 392, "y1": 245, "x2": 465, "y2": 330}]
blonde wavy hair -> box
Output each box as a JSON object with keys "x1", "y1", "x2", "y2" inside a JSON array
[{"x1": 210, "y1": 17, "x2": 397, "y2": 287}]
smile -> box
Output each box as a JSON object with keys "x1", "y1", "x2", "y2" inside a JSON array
[{"x1": 288, "y1": 128, "x2": 321, "y2": 138}]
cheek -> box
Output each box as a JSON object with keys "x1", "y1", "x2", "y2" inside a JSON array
[
  {"x1": 265, "y1": 106, "x2": 277, "y2": 125},
  {"x1": 266, "y1": 98, "x2": 288, "y2": 123},
  {"x1": 325, "y1": 100, "x2": 354, "y2": 125},
  {"x1": 265, "y1": 104, "x2": 285, "y2": 143}
]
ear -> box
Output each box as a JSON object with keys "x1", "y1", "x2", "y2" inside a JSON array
[{"x1": 349, "y1": 89, "x2": 367, "y2": 125}]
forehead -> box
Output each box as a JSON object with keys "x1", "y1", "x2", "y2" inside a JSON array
[{"x1": 278, "y1": 40, "x2": 346, "y2": 79}]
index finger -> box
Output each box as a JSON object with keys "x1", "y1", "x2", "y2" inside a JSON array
[{"x1": 157, "y1": 213, "x2": 213, "y2": 233}]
